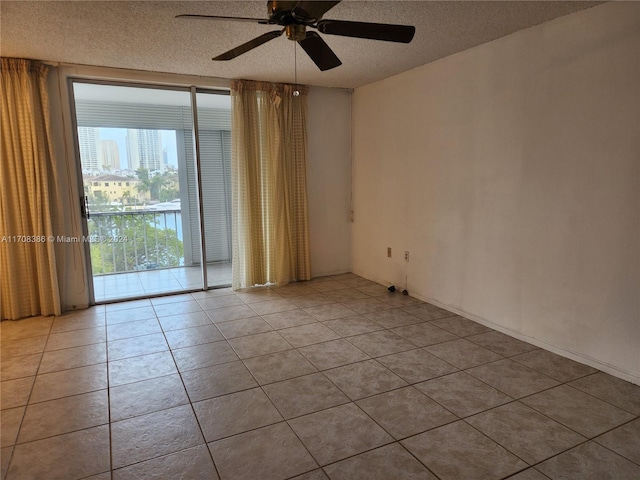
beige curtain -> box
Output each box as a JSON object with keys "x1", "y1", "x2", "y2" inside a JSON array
[
  {"x1": 231, "y1": 80, "x2": 311, "y2": 289},
  {"x1": 1, "y1": 58, "x2": 61, "y2": 319}
]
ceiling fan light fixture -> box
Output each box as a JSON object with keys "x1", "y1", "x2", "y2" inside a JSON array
[{"x1": 286, "y1": 24, "x2": 306, "y2": 41}]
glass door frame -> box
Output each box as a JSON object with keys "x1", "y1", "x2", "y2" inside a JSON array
[{"x1": 68, "y1": 77, "x2": 231, "y2": 304}]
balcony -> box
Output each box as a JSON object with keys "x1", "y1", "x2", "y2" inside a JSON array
[{"x1": 88, "y1": 210, "x2": 231, "y2": 302}]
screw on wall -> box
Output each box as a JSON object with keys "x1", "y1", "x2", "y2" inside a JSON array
[{"x1": 404, "y1": 251, "x2": 409, "y2": 262}]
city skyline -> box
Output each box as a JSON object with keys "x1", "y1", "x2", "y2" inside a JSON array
[{"x1": 78, "y1": 127, "x2": 178, "y2": 171}]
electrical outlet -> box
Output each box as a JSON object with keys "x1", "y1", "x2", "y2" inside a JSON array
[
  {"x1": 404, "y1": 251, "x2": 409, "y2": 262},
  {"x1": 387, "y1": 247, "x2": 392, "y2": 258}
]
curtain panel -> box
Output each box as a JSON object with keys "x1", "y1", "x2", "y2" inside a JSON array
[
  {"x1": 230, "y1": 80, "x2": 311, "y2": 289},
  {"x1": 1, "y1": 57, "x2": 62, "y2": 319}
]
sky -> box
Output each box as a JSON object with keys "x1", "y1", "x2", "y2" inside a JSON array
[{"x1": 98, "y1": 128, "x2": 178, "y2": 169}]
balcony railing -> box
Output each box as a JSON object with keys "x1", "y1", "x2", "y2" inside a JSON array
[{"x1": 88, "y1": 210, "x2": 184, "y2": 275}]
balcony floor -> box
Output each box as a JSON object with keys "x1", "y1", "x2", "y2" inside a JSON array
[{"x1": 93, "y1": 263, "x2": 232, "y2": 303}]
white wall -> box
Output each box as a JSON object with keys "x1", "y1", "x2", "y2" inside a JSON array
[
  {"x1": 48, "y1": 66, "x2": 353, "y2": 309},
  {"x1": 352, "y1": 2, "x2": 640, "y2": 383},
  {"x1": 307, "y1": 87, "x2": 353, "y2": 277}
]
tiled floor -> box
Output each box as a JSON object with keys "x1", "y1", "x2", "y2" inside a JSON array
[
  {"x1": 1, "y1": 273, "x2": 639, "y2": 480},
  {"x1": 93, "y1": 263, "x2": 232, "y2": 303}
]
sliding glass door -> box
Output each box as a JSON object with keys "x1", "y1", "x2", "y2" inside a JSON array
[{"x1": 71, "y1": 81, "x2": 232, "y2": 302}]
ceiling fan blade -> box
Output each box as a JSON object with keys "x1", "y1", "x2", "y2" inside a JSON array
[
  {"x1": 213, "y1": 30, "x2": 284, "y2": 61},
  {"x1": 298, "y1": 31, "x2": 342, "y2": 71},
  {"x1": 316, "y1": 19, "x2": 415, "y2": 43},
  {"x1": 292, "y1": 1, "x2": 341, "y2": 21},
  {"x1": 176, "y1": 14, "x2": 269, "y2": 25}
]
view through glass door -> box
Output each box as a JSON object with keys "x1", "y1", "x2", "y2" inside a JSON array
[{"x1": 71, "y1": 82, "x2": 232, "y2": 302}]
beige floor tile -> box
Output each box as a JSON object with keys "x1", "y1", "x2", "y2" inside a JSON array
[
  {"x1": 193, "y1": 388, "x2": 283, "y2": 442},
  {"x1": 227, "y1": 331, "x2": 292, "y2": 359},
  {"x1": 1, "y1": 336, "x2": 47, "y2": 359},
  {"x1": 215, "y1": 317, "x2": 273, "y2": 339},
  {"x1": 379, "y1": 293, "x2": 423, "y2": 308},
  {"x1": 107, "y1": 332, "x2": 168, "y2": 361},
  {"x1": 355, "y1": 284, "x2": 391, "y2": 297},
  {"x1": 106, "y1": 318, "x2": 162, "y2": 341},
  {"x1": 402, "y1": 421, "x2": 527, "y2": 480},
  {"x1": 38, "y1": 343, "x2": 106, "y2": 374},
  {"x1": 0, "y1": 317, "x2": 52, "y2": 342},
  {"x1": 507, "y1": 470, "x2": 550, "y2": 480},
  {"x1": 521, "y1": 385, "x2": 635, "y2": 437},
  {"x1": 7, "y1": 425, "x2": 110, "y2": 480},
  {"x1": 208, "y1": 422, "x2": 317, "y2": 480},
  {"x1": 569, "y1": 372, "x2": 640, "y2": 415},
  {"x1": 152, "y1": 300, "x2": 202, "y2": 317},
  {"x1": 595, "y1": 418, "x2": 640, "y2": 464},
  {"x1": 164, "y1": 324, "x2": 224, "y2": 349},
  {"x1": 18, "y1": 390, "x2": 108, "y2": 443},
  {"x1": 347, "y1": 330, "x2": 416, "y2": 357},
  {"x1": 416, "y1": 372, "x2": 512, "y2": 417},
  {"x1": 511, "y1": 349, "x2": 598, "y2": 382},
  {"x1": 537, "y1": 442, "x2": 640, "y2": 480},
  {"x1": 402, "y1": 303, "x2": 455, "y2": 321},
  {"x1": 467, "y1": 331, "x2": 539, "y2": 357},
  {"x1": 298, "y1": 339, "x2": 370, "y2": 370},
  {"x1": 322, "y1": 315, "x2": 384, "y2": 337},
  {"x1": 1, "y1": 446, "x2": 13, "y2": 479},
  {"x1": 278, "y1": 323, "x2": 341, "y2": 348},
  {"x1": 0, "y1": 407, "x2": 24, "y2": 447},
  {"x1": 0, "y1": 354, "x2": 41, "y2": 382},
  {"x1": 467, "y1": 359, "x2": 559, "y2": 398},
  {"x1": 196, "y1": 294, "x2": 243, "y2": 311},
  {"x1": 324, "y1": 360, "x2": 407, "y2": 400},
  {"x1": 287, "y1": 293, "x2": 333, "y2": 309},
  {"x1": 376, "y1": 348, "x2": 458, "y2": 383},
  {"x1": 205, "y1": 305, "x2": 257, "y2": 323},
  {"x1": 243, "y1": 349, "x2": 318, "y2": 385},
  {"x1": 263, "y1": 373, "x2": 350, "y2": 419},
  {"x1": 261, "y1": 309, "x2": 317, "y2": 330},
  {"x1": 323, "y1": 289, "x2": 369, "y2": 303},
  {"x1": 111, "y1": 404, "x2": 203, "y2": 469},
  {"x1": 112, "y1": 444, "x2": 218, "y2": 480},
  {"x1": 357, "y1": 386, "x2": 456, "y2": 439},
  {"x1": 106, "y1": 305, "x2": 156, "y2": 325},
  {"x1": 234, "y1": 289, "x2": 282, "y2": 304},
  {"x1": 323, "y1": 443, "x2": 438, "y2": 480},
  {"x1": 466, "y1": 402, "x2": 586, "y2": 464},
  {"x1": 391, "y1": 322, "x2": 458, "y2": 347},
  {"x1": 249, "y1": 299, "x2": 298, "y2": 316},
  {"x1": 50, "y1": 313, "x2": 105, "y2": 334},
  {"x1": 45, "y1": 328, "x2": 106, "y2": 352},
  {"x1": 171, "y1": 341, "x2": 238, "y2": 372},
  {"x1": 181, "y1": 361, "x2": 257, "y2": 402},
  {"x1": 157, "y1": 310, "x2": 212, "y2": 331},
  {"x1": 425, "y1": 338, "x2": 503, "y2": 369},
  {"x1": 290, "y1": 469, "x2": 329, "y2": 480},
  {"x1": 109, "y1": 374, "x2": 189, "y2": 421},
  {"x1": 307, "y1": 279, "x2": 348, "y2": 293},
  {"x1": 0, "y1": 377, "x2": 34, "y2": 410},
  {"x1": 338, "y1": 298, "x2": 393, "y2": 315},
  {"x1": 289, "y1": 403, "x2": 393, "y2": 465},
  {"x1": 303, "y1": 304, "x2": 357, "y2": 322},
  {"x1": 29, "y1": 363, "x2": 107, "y2": 404},
  {"x1": 108, "y1": 351, "x2": 177, "y2": 387},
  {"x1": 430, "y1": 316, "x2": 492, "y2": 337},
  {"x1": 363, "y1": 309, "x2": 423, "y2": 328}
]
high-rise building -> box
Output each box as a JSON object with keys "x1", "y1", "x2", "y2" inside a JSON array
[
  {"x1": 77, "y1": 127, "x2": 100, "y2": 171},
  {"x1": 99, "y1": 139, "x2": 120, "y2": 170},
  {"x1": 126, "y1": 129, "x2": 163, "y2": 171}
]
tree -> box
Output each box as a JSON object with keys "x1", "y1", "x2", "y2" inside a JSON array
[{"x1": 88, "y1": 213, "x2": 183, "y2": 274}]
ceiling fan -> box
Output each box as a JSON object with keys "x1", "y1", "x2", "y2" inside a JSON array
[{"x1": 177, "y1": 1, "x2": 416, "y2": 71}]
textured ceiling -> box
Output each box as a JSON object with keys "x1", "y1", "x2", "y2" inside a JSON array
[{"x1": 1, "y1": 1, "x2": 602, "y2": 89}]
